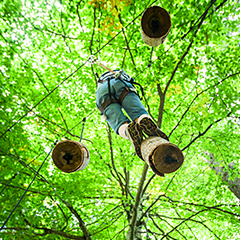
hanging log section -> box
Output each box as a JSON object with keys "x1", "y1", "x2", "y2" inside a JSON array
[
  {"x1": 141, "y1": 6, "x2": 171, "y2": 47},
  {"x1": 141, "y1": 137, "x2": 184, "y2": 175},
  {"x1": 52, "y1": 140, "x2": 90, "y2": 173}
]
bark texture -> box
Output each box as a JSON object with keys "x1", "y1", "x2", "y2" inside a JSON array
[{"x1": 207, "y1": 153, "x2": 240, "y2": 201}]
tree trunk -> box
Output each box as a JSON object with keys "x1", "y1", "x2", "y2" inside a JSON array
[{"x1": 207, "y1": 153, "x2": 240, "y2": 200}]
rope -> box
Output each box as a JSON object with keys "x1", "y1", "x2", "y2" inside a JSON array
[
  {"x1": 0, "y1": 109, "x2": 96, "y2": 202},
  {"x1": 180, "y1": 0, "x2": 217, "y2": 40},
  {"x1": 0, "y1": 141, "x2": 58, "y2": 231},
  {"x1": 148, "y1": 47, "x2": 154, "y2": 67},
  {"x1": 79, "y1": 117, "x2": 86, "y2": 142},
  {"x1": 60, "y1": 109, "x2": 96, "y2": 139},
  {"x1": 0, "y1": 172, "x2": 19, "y2": 195},
  {"x1": 0, "y1": 60, "x2": 88, "y2": 140},
  {"x1": 88, "y1": 56, "x2": 116, "y2": 74},
  {"x1": 0, "y1": 0, "x2": 158, "y2": 140},
  {"x1": 133, "y1": 0, "x2": 219, "y2": 80},
  {"x1": 165, "y1": 0, "x2": 218, "y2": 53}
]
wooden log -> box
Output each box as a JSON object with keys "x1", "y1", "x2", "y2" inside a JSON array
[
  {"x1": 52, "y1": 140, "x2": 90, "y2": 173},
  {"x1": 141, "y1": 137, "x2": 184, "y2": 175},
  {"x1": 141, "y1": 6, "x2": 171, "y2": 47}
]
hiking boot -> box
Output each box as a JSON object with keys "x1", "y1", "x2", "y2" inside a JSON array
[
  {"x1": 126, "y1": 122, "x2": 143, "y2": 160},
  {"x1": 138, "y1": 115, "x2": 169, "y2": 141}
]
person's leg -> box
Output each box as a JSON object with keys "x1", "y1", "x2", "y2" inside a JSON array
[
  {"x1": 118, "y1": 122, "x2": 129, "y2": 139},
  {"x1": 121, "y1": 92, "x2": 148, "y2": 121},
  {"x1": 96, "y1": 81, "x2": 131, "y2": 136},
  {"x1": 122, "y1": 92, "x2": 169, "y2": 141},
  {"x1": 103, "y1": 103, "x2": 130, "y2": 135}
]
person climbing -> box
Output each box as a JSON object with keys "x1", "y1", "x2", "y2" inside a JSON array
[{"x1": 95, "y1": 69, "x2": 169, "y2": 163}]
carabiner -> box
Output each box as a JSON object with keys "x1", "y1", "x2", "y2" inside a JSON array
[{"x1": 88, "y1": 55, "x2": 97, "y2": 64}]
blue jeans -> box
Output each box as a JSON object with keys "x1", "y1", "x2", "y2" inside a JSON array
[{"x1": 96, "y1": 78, "x2": 148, "y2": 134}]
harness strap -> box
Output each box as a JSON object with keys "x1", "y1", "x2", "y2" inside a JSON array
[
  {"x1": 131, "y1": 81, "x2": 145, "y2": 100},
  {"x1": 118, "y1": 88, "x2": 130, "y2": 105},
  {"x1": 98, "y1": 77, "x2": 140, "y2": 114},
  {"x1": 99, "y1": 98, "x2": 118, "y2": 114},
  {"x1": 107, "y1": 78, "x2": 113, "y2": 103}
]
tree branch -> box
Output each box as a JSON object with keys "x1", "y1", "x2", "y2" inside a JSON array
[
  {"x1": 116, "y1": 7, "x2": 136, "y2": 67},
  {"x1": 21, "y1": 13, "x2": 80, "y2": 40},
  {"x1": 60, "y1": 10, "x2": 72, "y2": 53},
  {"x1": 0, "y1": 31, "x2": 49, "y2": 92},
  {"x1": 127, "y1": 163, "x2": 148, "y2": 240},
  {"x1": 169, "y1": 72, "x2": 240, "y2": 137},
  {"x1": 160, "y1": 209, "x2": 207, "y2": 240},
  {"x1": 76, "y1": 1, "x2": 84, "y2": 32},
  {"x1": 106, "y1": 124, "x2": 125, "y2": 195},
  {"x1": 181, "y1": 112, "x2": 231, "y2": 151},
  {"x1": 61, "y1": 199, "x2": 92, "y2": 240},
  {"x1": 89, "y1": 7, "x2": 96, "y2": 54}
]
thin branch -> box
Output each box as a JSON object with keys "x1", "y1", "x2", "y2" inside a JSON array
[
  {"x1": 25, "y1": 108, "x2": 92, "y2": 143},
  {"x1": 169, "y1": 71, "x2": 240, "y2": 137},
  {"x1": 48, "y1": 194, "x2": 69, "y2": 231},
  {"x1": 89, "y1": 7, "x2": 96, "y2": 54},
  {"x1": 76, "y1": 1, "x2": 84, "y2": 32},
  {"x1": 142, "y1": 174, "x2": 156, "y2": 196},
  {"x1": 21, "y1": 13, "x2": 80, "y2": 40},
  {"x1": 151, "y1": 212, "x2": 220, "y2": 239},
  {"x1": 139, "y1": 193, "x2": 165, "y2": 222},
  {"x1": 160, "y1": 209, "x2": 207, "y2": 240},
  {"x1": 60, "y1": 10, "x2": 72, "y2": 53},
  {"x1": 106, "y1": 123, "x2": 125, "y2": 195},
  {"x1": 0, "y1": 31, "x2": 49, "y2": 92},
  {"x1": 153, "y1": 214, "x2": 188, "y2": 240},
  {"x1": 116, "y1": 6, "x2": 136, "y2": 67},
  {"x1": 106, "y1": 124, "x2": 134, "y2": 218},
  {"x1": 181, "y1": 112, "x2": 231, "y2": 151},
  {"x1": 174, "y1": 210, "x2": 199, "y2": 240},
  {"x1": 91, "y1": 212, "x2": 124, "y2": 236},
  {"x1": 111, "y1": 225, "x2": 129, "y2": 239},
  {"x1": 164, "y1": 40, "x2": 194, "y2": 97},
  {"x1": 22, "y1": 216, "x2": 85, "y2": 240},
  {"x1": 86, "y1": 204, "x2": 121, "y2": 227},
  {"x1": 124, "y1": 167, "x2": 134, "y2": 200},
  {"x1": 57, "y1": 107, "x2": 69, "y2": 131},
  {"x1": 0, "y1": 182, "x2": 47, "y2": 196},
  {"x1": 32, "y1": 227, "x2": 85, "y2": 239},
  {"x1": 0, "y1": 150, "x2": 48, "y2": 183},
  {"x1": 158, "y1": 3, "x2": 211, "y2": 127},
  {"x1": 149, "y1": 215, "x2": 165, "y2": 235}
]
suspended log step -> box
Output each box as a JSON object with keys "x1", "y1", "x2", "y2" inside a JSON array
[
  {"x1": 141, "y1": 6, "x2": 171, "y2": 47},
  {"x1": 52, "y1": 140, "x2": 90, "y2": 173},
  {"x1": 141, "y1": 136, "x2": 184, "y2": 176}
]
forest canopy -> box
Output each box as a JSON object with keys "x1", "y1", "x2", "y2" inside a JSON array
[{"x1": 0, "y1": 0, "x2": 240, "y2": 239}]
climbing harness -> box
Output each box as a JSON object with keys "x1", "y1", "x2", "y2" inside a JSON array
[{"x1": 89, "y1": 56, "x2": 145, "y2": 115}]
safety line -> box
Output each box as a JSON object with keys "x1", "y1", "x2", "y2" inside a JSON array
[
  {"x1": 0, "y1": 108, "x2": 96, "y2": 196},
  {"x1": 0, "y1": 61, "x2": 87, "y2": 139},
  {"x1": 0, "y1": 141, "x2": 57, "y2": 231},
  {"x1": 0, "y1": 172, "x2": 19, "y2": 195},
  {"x1": 79, "y1": 117, "x2": 86, "y2": 142},
  {"x1": 0, "y1": 0, "x2": 158, "y2": 140}
]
